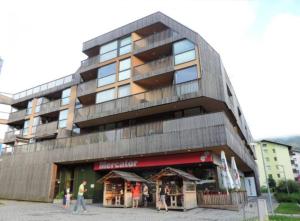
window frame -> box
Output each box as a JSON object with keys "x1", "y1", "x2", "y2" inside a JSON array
[
  {"x1": 58, "y1": 109, "x2": 68, "y2": 128},
  {"x1": 97, "y1": 62, "x2": 117, "y2": 87},
  {"x1": 96, "y1": 88, "x2": 116, "y2": 104}
]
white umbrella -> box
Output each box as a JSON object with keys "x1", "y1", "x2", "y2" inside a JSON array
[
  {"x1": 220, "y1": 151, "x2": 234, "y2": 191},
  {"x1": 231, "y1": 156, "x2": 241, "y2": 189}
]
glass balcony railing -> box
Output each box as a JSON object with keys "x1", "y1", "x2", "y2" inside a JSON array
[{"x1": 13, "y1": 74, "x2": 76, "y2": 100}]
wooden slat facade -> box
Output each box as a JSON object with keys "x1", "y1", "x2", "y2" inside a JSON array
[{"x1": 0, "y1": 12, "x2": 257, "y2": 203}]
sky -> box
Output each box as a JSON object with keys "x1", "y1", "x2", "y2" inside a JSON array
[{"x1": 0, "y1": 0, "x2": 299, "y2": 139}]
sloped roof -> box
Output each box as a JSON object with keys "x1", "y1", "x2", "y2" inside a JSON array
[
  {"x1": 97, "y1": 170, "x2": 148, "y2": 183},
  {"x1": 260, "y1": 139, "x2": 293, "y2": 149},
  {"x1": 150, "y1": 167, "x2": 200, "y2": 182}
]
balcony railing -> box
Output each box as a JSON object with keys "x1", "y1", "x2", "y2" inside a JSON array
[
  {"x1": 35, "y1": 121, "x2": 58, "y2": 138},
  {"x1": 39, "y1": 100, "x2": 61, "y2": 115},
  {"x1": 133, "y1": 29, "x2": 179, "y2": 53},
  {"x1": 133, "y1": 56, "x2": 174, "y2": 81},
  {"x1": 12, "y1": 74, "x2": 78, "y2": 102},
  {"x1": 8, "y1": 109, "x2": 27, "y2": 123},
  {"x1": 80, "y1": 55, "x2": 100, "y2": 70},
  {"x1": 75, "y1": 79, "x2": 201, "y2": 123},
  {"x1": 3, "y1": 129, "x2": 23, "y2": 143},
  {"x1": 0, "y1": 112, "x2": 257, "y2": 172},
  {"x1": 77, "y1": 79, "x2": 97, "y2": 97}
]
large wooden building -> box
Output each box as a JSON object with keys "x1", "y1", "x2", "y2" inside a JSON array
[{"x1": 0, "y1": 12, "x2": 257, "y2": 202}]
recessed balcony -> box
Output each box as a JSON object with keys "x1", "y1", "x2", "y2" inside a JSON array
[
  {"x1": 74, "y1": 80, "x2": 201, "y2": 127},
  {"x1": 133, "y1": 56, "x2": 174, "y2": 85},
  {"x1": 8, "y1": 109, "x2": 27, "y2": 123},
  {"x1": 34, "y1": 121, "x2": 58, "y2": 139}
]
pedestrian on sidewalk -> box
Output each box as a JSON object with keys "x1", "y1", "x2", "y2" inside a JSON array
[
  {"x1": 157, "y1": 184, "x2": 168, "y2": 212},
  {"x1": 65, "y1": 188, "x2": 72, "y2": 209},
  {"x1": 142, "y1": 183, "x2": 149, "y2": 207},
  {"x1": 73, "y1": 180, "x2": 88, "y2": 213}
]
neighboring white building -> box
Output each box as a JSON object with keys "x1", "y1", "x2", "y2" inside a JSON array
[{"x1": 291, "y1": 148, "x2": 300, "y2": 182}]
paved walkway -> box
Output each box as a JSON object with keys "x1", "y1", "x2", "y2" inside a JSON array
[{"x1": 0, "y1": 200, "x2": 259, "y2": 221}]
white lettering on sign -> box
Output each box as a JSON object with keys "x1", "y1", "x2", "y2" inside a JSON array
[{"x1": 99, "y1": 160, "x2": 138, "y2": 170}]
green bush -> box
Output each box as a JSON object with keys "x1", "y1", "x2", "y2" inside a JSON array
[
  {"x1": 274, "y1": 192, "x2": 300, "y2": 203},
  {"x1": 276, "y1": 180, "x2": 300, "y2": 193},
  {"x1": 55, "y1": 191, "x2": 65, "y2": 199},
  {"x1": 260, "y1": 186, "x2": 268, "y2": 193}
]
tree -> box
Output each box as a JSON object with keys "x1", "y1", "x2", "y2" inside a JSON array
[{"x1": 268, "y1": 177, "x2": 276, "y2": 190}]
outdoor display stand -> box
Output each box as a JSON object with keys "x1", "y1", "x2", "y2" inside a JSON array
[
  {"x1": 150, "y1": 167, "x2": 200, "y2": 211},
  {"x1": 97, "y1": 170, "x2": 148, "y2": 208}
]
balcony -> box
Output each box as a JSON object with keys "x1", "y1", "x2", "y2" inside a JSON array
[
  {"x1": 8, "y1": 109, "x2": 27, "y2": 123},
  {"x1": 133, "y1": 56, "x2": 174, "y2": 83},
  {"x1": 77, "y1": 79, "x2": 97, "y2": 97},
  {"x1": 3, "y1": 112, "x2": 256, "y2": 172},
  {"x1": 75, "y1": 80, "x2": 201, "y2": 126},
  {"x1": 12, "y1": 74, "x2": 80, "y2": 104},
  {"x1": 35, "y1": 121, "x2": 58, "y2": 138},
  {"x1": 133, "y1": 29, "x2": 180, "y2": 57},
  {"x1": 79, "y1": 55, "x2": 100, "y2": 74},
  {"x1": 3, "y1": 130, "x2": 23, "y2": 143},
  {"x1": 39, "y1": 100, "x2": 61, "y2": 115}
]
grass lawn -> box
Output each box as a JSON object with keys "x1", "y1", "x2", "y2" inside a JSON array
[
  {"x1": 270, "y1": 215, "x2": 300, "y2": 221},
  {"x1": 275, "y1": 203, "x2": 300, "y2": 214}
]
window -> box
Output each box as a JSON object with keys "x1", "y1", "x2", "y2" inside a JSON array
[
  {"x1": 265, "y1": 157, "x2": 270, "y2": 162},
  {"x1": 272, "y1": 149, "x2": 276, "y2": 153},
  {"x1": 35, "y1": 98, "x2": 43, "y2": 113},
  {"x1": 26, "y1": 100, "x2": 33, "y2": 115},
  {"x1": 32, "y1": 117, "x2": 40, "y2": 134},
  {"x1": 274, "y1": 157, "x2": 277, "y2": 161},
  {"x1": 227, "y1": 85, "x2": 233, "y2": 97},
  {"x1": 119, "y1": 36, "x2": 132, "y2": 55},
  {"x1": 174, "y1": 66, "x2": 198, "y2": 84},
  {"x1": 100, "y1": 41, "x2": 118, "y2": 62},
  {"x1": 173, "y1": 39, "x2": 196, "y2": 65},
  {"x1": 61, "y1": 88, "x2": 71, "y2": 106},
  {"x1": 96, "y1": 88, "x2": 115, "y2": 104},
  {"x1": 237, "y1": 107, "x2": 242, "y2": 117},
  {"x1": 263, "y1": 148, "x2": 268, "y2": 153},
  {"x1": 97, "y1": 63, "x2": 116, "y2": 87},
  {"x1": 262, "y1": 143, "x2": 267, "y2": 147},
  {"x1": 277, "y1": 174, "x2": 281, "y2": 178},
  {"x1": 118, "y1": 84, "x2": 131, "y2": 98},
  {"x1": 23, "y1": 120, "x2": 30, "y2": 136},
  {"x1": 266, "y1": 166, "x2": 271, "y2": 171},
  {"x1": 58, "y1": 109, "x2": 68, "y2": 128},
  {"x1": 119, "y1": 58, "x2": 131, "y2": 81}
]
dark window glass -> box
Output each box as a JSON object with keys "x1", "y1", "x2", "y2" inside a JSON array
[{"x1": 175, "y1": 66, "x2": 198, "y2": 84}]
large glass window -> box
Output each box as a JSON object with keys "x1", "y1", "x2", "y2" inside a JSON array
[
  {"x1": 118, "y1": 84, "x2": 131, "y2": 98},
  {"x1": 98, "y1": 63, "x2": 117, "y2": 87},
  {"x1": 23, "y1": 120, "x2": 30, "y2": 136},
  {"x1": 35, "y1": 98, "x2": 43, "y2": 113},
  {"x1": 119, "y1": 58, "x2": 131, "y2": 81},
  {"x1": 119, "y1": 36, "x2": 132, "y2": 55},
  {"x1": 26, "y1": 100, "x2": 33, "y2": 115},
  {"x1": 61, "y1": 88, "x2": 71, "y2": 106},
  {"x1": 32, "y1": 117, "x2": 40, "y2": 134},
  {"x1": 96, "y1": 88, "x2": 115, "y2": 103},
  {"x1": 174, "y1": 66, "x2": 198, "y2": 84},
  {"x1": 100, "y1": 41, "x2": 118, "y2": 62},
  {"x1": 58, "y1": 109, "x2": 68, "y2": 128},
  {"x1": 173, "y1": 39, "x2": 196, "y2": 65}
]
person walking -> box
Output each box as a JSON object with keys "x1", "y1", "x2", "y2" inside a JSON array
[
  {"x1": 132, "y1": 183, "x2": 141, "y2": 208},
  {"x1": 63, "y1": 188, "x2": 67, "y2": 208},
  {"x1": 142, "y1": 183, "x2": 149, "y2": 207},
  {"x1": 157, "y1": 184, "x2": 168, "y2": 212},
  {"x1": 73, "y1": 180, "x2": 88, "y2": 213},
  {"x1": 65, "y1": 188, "x2": 72, "y2": 209}
]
